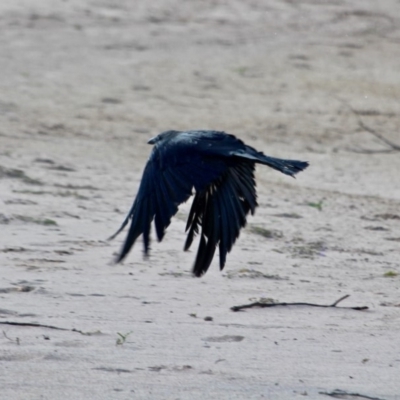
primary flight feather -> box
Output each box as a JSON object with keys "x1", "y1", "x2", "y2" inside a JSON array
[{"x1": 110, "y1": 130, "x2": 309, "y2": 277}]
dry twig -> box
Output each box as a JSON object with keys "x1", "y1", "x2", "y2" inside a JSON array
[
  {"x1": 354, "y1": 120, "x2": 400, "y2": 153},
  {"x1": 0, "y1": 321, "x2": 93, "y2": 335},
  {"x1": 231, "y1": 294, "x2": 368, "y2": 312},
  {"x1": 320, "y1": 389, "x2": 387, "y2": 400},
  {"x1": 336, "y1": 96, "x2": 400, "y2": 153}
]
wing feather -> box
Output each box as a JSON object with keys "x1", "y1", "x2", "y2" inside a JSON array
[
  {"x1": 111, "y1": 160, "x2": 193, "y2": 263},
  {"x1": 190, "y1": 160, "x2": 257, "y2": 277},
  {"x1": 112, "y1": 143, "x2": 228, "y2": 264},
  {"x1": 184, "y1": 192, "x2": 205, "y2": 251}
]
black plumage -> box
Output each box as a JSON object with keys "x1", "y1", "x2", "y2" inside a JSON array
[{"x1": 110, "y1": 130, "x2": 309, "y2": 277}]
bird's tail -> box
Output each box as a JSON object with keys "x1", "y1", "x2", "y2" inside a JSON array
[
  {"x1": 255, "y1": 155, "x2": 309, "y2": 177},
  {"x1": 231, "y1": 148, "x2": 309, "y2": 177}
]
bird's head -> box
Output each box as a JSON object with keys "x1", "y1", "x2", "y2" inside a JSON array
[{"x1": 148, "y1": 130, "x2": 181, "y2": 145}]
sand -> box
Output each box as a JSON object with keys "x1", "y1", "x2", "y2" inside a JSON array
[{"x1": 1, "y1": 1, "x2": 399, "y2": 399}]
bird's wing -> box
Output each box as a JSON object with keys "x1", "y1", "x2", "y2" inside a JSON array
[
  {"x1": 185, "y1": 160, "x2": 258, "y2": 277},
  {"x1": 111, "y1": 142, "x2": 229, "y2": 263},
  {"x1": 110, "y1": 158, "x2": 195, "y2": 262}
]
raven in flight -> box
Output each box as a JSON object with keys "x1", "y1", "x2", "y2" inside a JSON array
[{"x1": 110, "y1": 130, "x2": 308, "y2": 277}]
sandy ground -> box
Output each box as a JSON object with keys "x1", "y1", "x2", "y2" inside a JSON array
[{"x1": 1, "y1": 1, "x2": 400, "y2": 399}]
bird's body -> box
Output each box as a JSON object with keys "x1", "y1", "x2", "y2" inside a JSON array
[{"x1": 110, "y1": 130, "x2": 308, "y2": 276}]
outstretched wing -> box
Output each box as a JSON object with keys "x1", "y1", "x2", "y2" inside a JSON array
[
  {"x1": 110, "y1": 159, "x2": 194, "y2": 262},
  {"x1": 111, "y1": 141, "x2": 229, "y2": 263},
  {"x1": 185, "y1": 160, "x2": 257, "y2": 277}
]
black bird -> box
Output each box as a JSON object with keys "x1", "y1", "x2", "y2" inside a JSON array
[{"x1": 110, "y1": 130, "x2": 308, "y2": 277}]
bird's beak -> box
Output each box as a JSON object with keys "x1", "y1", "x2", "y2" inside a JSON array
[{"x1": 147, "y1": 137, "x2": 157, "y2": 145}]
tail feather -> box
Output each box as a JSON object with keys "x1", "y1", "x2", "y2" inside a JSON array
[
  {"x1": 257, "y1": 155, "x2": 309, "y2": 177},
  {"x1": 231, "y1": 148, "x2": 308, "y2": 177}
]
